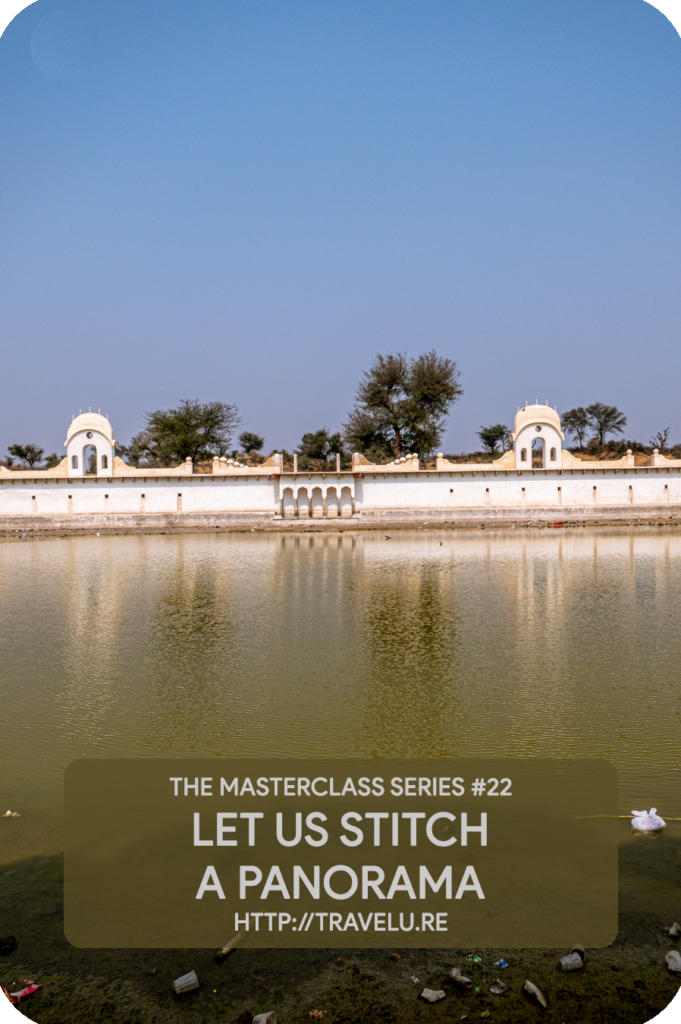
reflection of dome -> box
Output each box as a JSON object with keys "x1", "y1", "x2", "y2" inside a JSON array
[
  {"x1": 513, "y1": 403, "x2": 564, "y2": 440},
  {"x1": 65, "y1": 413, "x2": 115, "y2": 446}
]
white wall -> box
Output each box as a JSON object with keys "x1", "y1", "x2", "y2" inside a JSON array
[{"x1": 0, "y1": 466, "x2": 679, "y2": 521}]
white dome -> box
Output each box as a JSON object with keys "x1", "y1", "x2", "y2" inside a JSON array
[
  {"x1": 513, "y1": 403, "x2": 564, "y2": 441},
  {"x1": 65, "y1": 413, "x2": 115, "y2": 446}
]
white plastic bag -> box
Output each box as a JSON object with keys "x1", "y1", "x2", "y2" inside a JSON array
[{"x1": 631, "y1": 808, "x2": 666, "y2": 831}]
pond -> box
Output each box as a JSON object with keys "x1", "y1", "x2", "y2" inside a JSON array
[{"x1": 2, "y1": 527, "x2": 680, "y2": 866}]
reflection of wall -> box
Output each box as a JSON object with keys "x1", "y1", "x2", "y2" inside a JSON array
[{"x1": 352, "y1": 530, "x2": 681, "y2": 776}]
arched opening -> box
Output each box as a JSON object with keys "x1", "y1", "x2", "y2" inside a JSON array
[
  {"x1": 340, "y1": 486, "x2": 353, "y2": 517},
  {"x1": 550, "y1": 447, "x2": 556, "y2": 462},
  {"x1": 520, "y1": 448, "x2": 527, "y2": 462},
  {"x1": 282, "y1": 487, "x2": 295, "y2": 519},
  {"x1": 326, "y1": 487, "x2": 339, "y2": 518},
  {"x1": 297, "y1": 487, "x2": 310, "y2": 518},
  {"x1": 101, "y1": 454, "x2": 108, "y2": 470},
  {"x1": 71, "y1": 455, "x2": 78, "y2": 470},
  {"x1": 531, "y1": 438, "x2": 544, "y2": 468},
  {"x1": 84, "y1": 444, "x2": 98, "y2": 474},
  {"x1": 311, "y1": 487, "x2": 324, "y2": 518}
]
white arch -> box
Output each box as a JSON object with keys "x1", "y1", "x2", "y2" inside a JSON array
[
  {"x1": 65, "y1": 413, "x2": 116, "y2": 478},
  {"x1": 512, "y1": 404, "x2": 563, "y2": 469}
]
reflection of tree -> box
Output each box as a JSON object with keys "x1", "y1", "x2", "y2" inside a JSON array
[
  {"x1": 144, "y1": 540, "x2": 240, "y2": 753},
  {"x1": 350, "y1": 543, "x2": 464, "y2": 757}
]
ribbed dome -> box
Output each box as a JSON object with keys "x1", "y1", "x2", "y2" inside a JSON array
[
  {"x1": 65, "y1": 413, "x2": 115, "y2": 445},
  {"x1": 513, "y1": 403, "x2": 564, "y2": 440}
]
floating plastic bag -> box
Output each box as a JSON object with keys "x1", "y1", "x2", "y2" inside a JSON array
[{"x1": 631, "y1": 808, "x2": 666, "y2": 832}]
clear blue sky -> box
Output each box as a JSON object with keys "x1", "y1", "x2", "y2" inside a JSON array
[{"x1": 1, "y1": 0, "x2": 680, "y2": 455}]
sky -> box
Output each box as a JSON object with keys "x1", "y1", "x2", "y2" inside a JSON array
[{"x1": 0, "y1": 0, "x2": 680, "y2": 457}]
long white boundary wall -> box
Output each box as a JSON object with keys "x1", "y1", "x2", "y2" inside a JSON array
[{"x1": 1, "y1": 463, "x2": 681, "y2": 525}]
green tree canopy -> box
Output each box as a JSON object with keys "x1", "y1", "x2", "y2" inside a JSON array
[
  {"x1": 343, "y1": 350, "x2": 463, "y2": 459},
  {"x1": 7, "y1": 443, "x2": 45, "y2": 467},
  {"x1": 296, "y1": 428, "x2": 343, "y2": 464},
  {"x1": 561, "y1": 407, "x2": 590, "y2": 450},
  {"x1": 477, "y1": 424, "x2": 509, "y2": 453},
  {"x1": 119, "y1": 399, "x2": 241, "y2": 467},
  {"x1": 585, "y1": 403, "x2": 627, "y2": 446},
  {"x1": 239, "y1": 431, "x2": 265, "y2": 453}
]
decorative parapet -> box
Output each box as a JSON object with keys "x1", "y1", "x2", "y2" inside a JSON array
[
  {"x1": 651, "y1": 449, "x2": 681, "y2": 468},
  {"x1": 110, "y1": 456, "x2": 195, "y2": 476},
  {"x1": 491, "y1": 450, "x2": 515, "y2": 468},
  {"x1": 435, "y1": 451, "x2": 514, "y2": 471},
  {"x1": 352, "y1": 452, "x2": 420, "y2": 472},
  {"x1": 563, "y1": 450, "x2": 636, "y2": 468},
  {"x1": 209, "y1": 453, "x2": 282, "y2": 475}
]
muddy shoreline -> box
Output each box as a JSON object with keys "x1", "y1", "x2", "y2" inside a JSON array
[
  {"x1": 1, "y1": 511, "x2": 680, "y2": 540},
  {"x1": 2, "y1": 830, "x2": 680, "y2": 1024}
]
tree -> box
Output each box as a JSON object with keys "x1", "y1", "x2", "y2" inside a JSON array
[
  {"x1": 343, "y1": 351, "x2": 463, "y2": 459},
  {"x1": 649, "y1": 428, "x2": 670, "y2": 452},
  {"x1": 7, "y1": 443, "x2": 44, "y2": 467},
  {"x1": 238, "y1": 431, "x2": 265, "y2": 454},
  {"x1": 44, "y1": 453, "x2": 62, "y2": 469},
  {"x1": 561, "y1": 407, "x2": 590, "y2": 451},
  {"x1": 477, "y1": 424, "x2": 508, "y2": 454},
  {"x1": 119, "y1": 399, "x2": 241, "y2": 467},
  {"x1": 586, "y1": 403, "x2": 627, "y2": 446},
  {"x1": 296, "y1": 428, "x2": 343, "y2": 465}
]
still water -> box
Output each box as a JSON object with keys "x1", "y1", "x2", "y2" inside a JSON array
[{"x1": 2, "y1": 529, "x2": 680, "y2": 861}]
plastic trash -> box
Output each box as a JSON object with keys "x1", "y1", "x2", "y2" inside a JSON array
[
  {"x1": 466, "y1": 955, "x2": 482, "y2": 963},
  {"x1": 493, "y1": 959, "x2": 508, "y2": 968},
  {"x1": 666, "y1": 951, "x2": 681, "y2": 973},
  {"x1": 215, "y1": 931, "x2": 243, "y2": 963},
  {"x1": 449, "y1": 968, "x2": 472, "y2": 987},
  {"x1": 631, "y1": 808, "x2": 666, "y2": 832},
  {"x1": 173, "y1": 970, "x2": 199, "y2": 994},
  {"x1": 253, "y1": 1014, "x2": 277, "y2": 1024},
  {"x1": 2, "y1": 980, "x2": 41, "y2": 1004},
  {"x1": 490, "y1": 979, "x2": 508, "y2": 994},
  {"x1": 524, "y1": 979, "x2": 547, "y2": 1008},
  {"x1": 559, "y1": 953, "x2": 584, "y2": 971},
  {"x1": 421, "y1": 989, "x2": 446, "y2": 1003},
  {"x1": 665, "y1": 923, "x2": 681, "y2": 937}
]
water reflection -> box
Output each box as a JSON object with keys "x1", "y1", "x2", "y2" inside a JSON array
[{"x1": 1, "y1": 528, "x2": 681, "y2": 858}]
